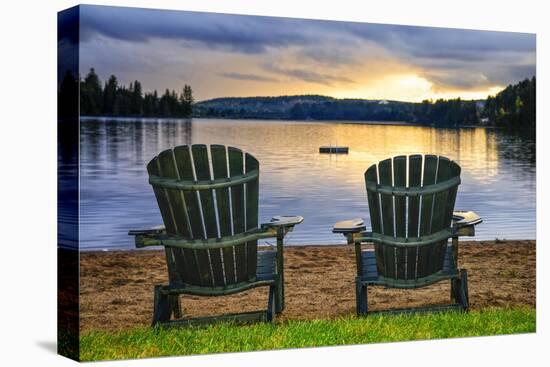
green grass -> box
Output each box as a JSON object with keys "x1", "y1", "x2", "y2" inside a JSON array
[{"x1": 80, "y1": 307, "x2": 535, "y2": 361}]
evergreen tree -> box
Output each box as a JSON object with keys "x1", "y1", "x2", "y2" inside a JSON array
[
  {"x1": 80, "y1": 68, "x2": 103, "y2": 115},
  {"x1": 130, "y1": 80, "x2": 143, "y2": 116},
  {"x1": 103, "y1": 75, "x2": 118, "y2": 115},
  {"x1": 113, "y1": 86, "x2": 131, "y2": 116},
  {"x1": 78, "y1": 68, "x2": 195, "y2": 118},
  {"x1": 160, "y1": 89, "x2": 172, "y2": 117},
  {"x1": 152, "y1": 90, "x2": 159, "y2": 116},
  {"x1": 181, "y1": 84, "x2": 194, "y2": 117}
]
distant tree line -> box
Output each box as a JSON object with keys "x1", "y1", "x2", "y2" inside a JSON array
[
  {"x1": 79, "y1": 68, "x2": 194, "y2": 117},
  {"x1": 288, "y1": 100, "x2": 415, "y2": 122},
  {"x1": 195, "y1": 96, "x2": 480, "y2": 127},
  {"x1": 195, "y1": 77, "x2": 535, "y2": 130},
  {"x1": 412, "y1": 98, "x2": 479, "y2": 127},
  {"x1": 483, "y1": 77, "x2": 535, "y2": 130},
  {"x1": 70, "y1": 69, "x2": 535, "y2": 130}
]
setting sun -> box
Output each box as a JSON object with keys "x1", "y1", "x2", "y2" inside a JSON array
[{"x1": 330, "y1": 73, "x2": 505, "y2": 102}]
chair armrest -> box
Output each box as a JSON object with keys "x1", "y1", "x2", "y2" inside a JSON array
[
  {"x1": 132, "y1": 227, "x2": 278, "y2": 249},
  {"x1": 452, "y1": 210, "x2": 482, "y2": 237},
  {"x1": 452, "y1": 210, "x2": 483, "y2": 228},
  {"x1": 261, "y1": 216, "x2": 304, "y2": 233},
  {"x1": 128, "y1": 225, "x2": 165, "y2": 236},
  {"x1": 332, "y1": 218, "x2": 366, "y2": 234}
]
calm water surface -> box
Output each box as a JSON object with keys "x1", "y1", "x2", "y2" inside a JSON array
[{"x1": 79, "y1": 118, "x2": 535, "y2": 250}]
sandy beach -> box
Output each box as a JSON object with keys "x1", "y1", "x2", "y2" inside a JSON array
[{"x1": 79, "y1": 240, "x2": 535, "y2": 332}]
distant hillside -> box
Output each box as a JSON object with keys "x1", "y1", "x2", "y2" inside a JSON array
[
  {"x1": 194, "y1": 95, "x2": 417, "y2": 122},
  {"x1": 194, "y1": 77, "x2": 535, "y2": 131},
  {"x1": 74, "y1": 68, "x2": 534, "y2": 130}
]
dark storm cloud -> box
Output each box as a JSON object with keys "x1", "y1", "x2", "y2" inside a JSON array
[
  {"x1": 220, "y1": 72, "x2": 279, "y2": 82},
  {"x1": 344, "y1": 22, "x2": 535, "y2": 88},
  {"x1": 346, "y1": 23, "x2": 535, "y2": 59},
  {"x1": 298, "y1": 47, "x2": 358, "y2": 66},
  {"x1": 79, "y1": 5, "x2": 312, "y2": 54},
  {"x1": 264, "y1": 64, "x2": 356, "y2": 86},
  {"x1": 79, "y1": 5, "x2": 535, "y2": 92}
]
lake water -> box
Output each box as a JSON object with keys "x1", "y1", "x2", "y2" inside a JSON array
[{"x1": 78, "y1": 117, "x2": 536, "y2": 251}]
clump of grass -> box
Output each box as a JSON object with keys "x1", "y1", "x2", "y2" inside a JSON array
[{"x1": 80, "y1": 307, "x2": 535, "y2": 361}]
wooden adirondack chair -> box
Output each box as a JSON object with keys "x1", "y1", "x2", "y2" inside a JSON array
[
  {"x1": 333, "y1": 154, "x2": 481, "y2": 315},
  {"x1": 129, "y1": 144, "x2": 303, "y2": 327}
]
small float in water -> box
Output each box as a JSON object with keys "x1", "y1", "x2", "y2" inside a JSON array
[{"x1": 319, "y1": 146, "x2": 349, "y2": 154}]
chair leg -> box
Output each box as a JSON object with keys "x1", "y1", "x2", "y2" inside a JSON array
[
  {"x1": 267, "y1": 284, "x2": 276, "y2": 322},
  {"x1": 169, "y1": 295, "x2": 182, "y2": 319},
  {"x1": 152, "y1": 285, "x2": 172, "y2": 326},
  {"x1": 460, "y1": 269, "x2": 469, "y2": 311},
  {"x1": 276, "y1": 236, "x2": 285, "y2": 312},
  {"x1": 356, "y1": 278, "x2": 368, "y2": 316},
  {"x1": 452, "y1": 270, "x2": 469, "y2": 311},
  {"x1": 450, "y1": 279, "x2": 456, "y2": 302},
  {"x1": 274, "y1": 273, "x2": 283, "y2": 314}
]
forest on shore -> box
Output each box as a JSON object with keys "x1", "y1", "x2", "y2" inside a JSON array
[
  {"x1": 79, "y1": 68, "x2": 194, "y2": 118},
  {"x1": 69, "y1": 68, "x2": 535, "y2": 130},
  {"x1": 195, "y1": 77, "x2": 535, "y2": 130}
]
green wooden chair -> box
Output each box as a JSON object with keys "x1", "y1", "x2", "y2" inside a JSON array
[
  {"x1": 333, "y1": 154, "x2": 481, "y2": 315},
  {"x1": 129, "y1": 144, "x2": 303, "y2": 327}
]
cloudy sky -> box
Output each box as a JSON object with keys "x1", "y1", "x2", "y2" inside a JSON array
[{"x1": 78, "y1": 5, "x2": 536, "y2": 102}]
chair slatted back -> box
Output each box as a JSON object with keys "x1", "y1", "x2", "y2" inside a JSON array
[
  {"x1": 365, "y1": 155, "x2": 461, "y2": 280},
  {"x1": 147, "y1": 144, "x2": 260, "y2": 287}
]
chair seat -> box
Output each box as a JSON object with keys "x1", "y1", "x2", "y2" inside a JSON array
[
  {"x1": 256, "y1": 250, "x2": 277, "y2": 281},
  {"x1": 161, "y1": 250, "x2": 277, "y2": 296},
  {"x1": 361, "y1": 244, "x2": 457, "y2": 284}
]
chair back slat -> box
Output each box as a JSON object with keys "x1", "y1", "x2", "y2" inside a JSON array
[
  {"x1": 173, "y1": 146, "x2": 203, "y2": 237},
  {"x1": 365, "y1": 155, "x2": 461, "y2": 281},
  {"x1": 245, "y1": 153, "x2": 260, "y2": 280},
  {"x1": 153, "y1": 150, "x2": 199, "y2": 285},
  {"x1": 406, "y1": 155, "x2": 423, "y2": 279},
  {"x1": 393, "y1": 156, "x2": 407, "y2": 237},
  {"x1": 365, "y1": 165, "x2": 385, "y2": 275},
  {"x1": 393, "y1": 156, "x2": 407, "y2": 279},
  {"x1": 148, "y1": 145, "x2": 261, "y2": 288},
  {"x1": 147, "y1": 156, "x2": 183, "y2": 284},
  {"x1": 417, "y1": 155, "x2": 440, "y2": 278},
  {"x1": 377, "y1": 158, "x2": 395, "y2": 277},
  {"x1": 365, "y1": 166, "x2": 381, "y2": 233},
  {"x1": 419, "y1": 155, "x2": 438, "y2": 236},
  {"x1": 228, "y1": 147, "x2": 249, "y2": 283},
  {"x1": 147, "y1": 157, "x2": 176, "y2": 234},
  {"x1": 431, "y1": 157, "x2": 452, "y2": 233},
  {"x1": 211, "y1": 145, "x2": 237, "y2": 284},
  {"x1": 191, "y1": 145, "x2": 218, "y2": 238},
  {"x1": 444, "y1": 162, "x2": 461, "y2": 229},
  {"x1": 156, "y1": 150, "x2": 191, "y2": 237},
  {"x1": 407, "y1": 155, "x2": 422, "y2": 238},
  {"x1": 190, "y1": 145, "x2": 223, "y2": 286},
  {"x1": 378, "y1": 158, "x2": 394, "y2": 237},
  {"x1": 171, "y1": 146, "x2": 209, "y2": 286}
]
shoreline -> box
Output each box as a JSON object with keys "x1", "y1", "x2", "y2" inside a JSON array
[
  {"x1": 80, "y1": 115, "x2": 514, "y2": 130},
  {"x1": 79, "y1": 240, "x2": 535, "y2": 332},
  {"x1": 78, "y1": 239, "x2": 537, "y2": 254}
]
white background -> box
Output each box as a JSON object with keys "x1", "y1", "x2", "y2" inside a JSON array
[{"x1": 0, "y1": 0, "x2": 547, "y2": 366}]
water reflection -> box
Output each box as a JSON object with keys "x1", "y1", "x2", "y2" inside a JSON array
[{"x1": 79, "y1": 118, "x2": 535, "y2": 250}]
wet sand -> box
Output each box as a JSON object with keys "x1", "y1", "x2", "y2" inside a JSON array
[{"x1": 79, "y1": 240, "x2": 535, "y2": 332}]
